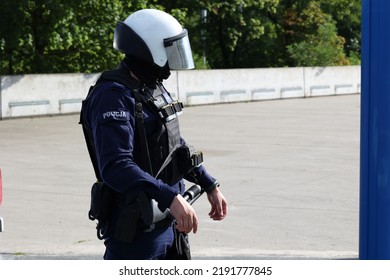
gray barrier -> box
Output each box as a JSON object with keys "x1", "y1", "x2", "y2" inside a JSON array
[{"x1": 0, "y1": 66, "x2": 360, "y2": 119}]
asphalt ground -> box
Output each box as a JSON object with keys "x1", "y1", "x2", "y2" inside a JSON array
[{"x1": 0, "y1": 94, "x2": 360, "y2": 260}]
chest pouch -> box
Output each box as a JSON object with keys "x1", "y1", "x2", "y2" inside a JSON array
[{"x1": 148, "y1": 84, "x2": 183, "y2": 123}]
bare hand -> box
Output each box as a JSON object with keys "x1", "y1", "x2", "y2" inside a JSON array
[
  {"x1": 169, "y1": 194, "x2": 198, "y2": 234},
  {"x1": 207, "y1": 188, "x2": 228, "y2": 220}
]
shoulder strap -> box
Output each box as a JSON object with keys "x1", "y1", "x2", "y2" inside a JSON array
[{"x1": 133, "y1": 89, "x2": 154, "y2": 175}]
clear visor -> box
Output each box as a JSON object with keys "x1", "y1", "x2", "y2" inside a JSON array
[{"x1": 164, "y1": 29, "x2": 195, "y2": 70}]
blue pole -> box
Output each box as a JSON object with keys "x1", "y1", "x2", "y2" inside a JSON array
[{"x1": 360, "y1": 0, "x2": 390, "y2": 259}]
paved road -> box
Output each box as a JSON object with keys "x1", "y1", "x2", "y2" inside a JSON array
[{"x1": 0, "y1": 94, "x2": 360, "y2": 260}]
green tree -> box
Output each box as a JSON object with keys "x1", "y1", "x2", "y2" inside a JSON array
[
  {"x1": 287, "y1": 21, "x2": 348, "y2": 66},
  {"x1": 0, "y1": 0, "x2": 119, "y2": 74},
  {"x1": 0, "y1": 0, "x2": 360, "y2": 73},
  {"x1": 0, "y1": 0, "x2": 72, "y2": 74},
  {"x1": 320, "y1": 0, "x2": 361, "y2": 64},
  {"x1": 0, "y1": 0, "x2": 151, "y2": 74},
  {"x1": 185, "y1": 0, "x2": 280, "y2": 69},
  {"x1": 278, "y1": 0, "x2": 348, "y2": 66}
]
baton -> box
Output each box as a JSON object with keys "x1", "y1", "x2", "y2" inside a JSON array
[{"x1": 183, "y1": 184, "x2": 204, "y2": 205}]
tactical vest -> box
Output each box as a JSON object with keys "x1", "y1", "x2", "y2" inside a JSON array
[{"x1": 134, "y1": 82, "x2": 183, "y2": 184}]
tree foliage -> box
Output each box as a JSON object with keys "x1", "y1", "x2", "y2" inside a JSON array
[
  {"x1": 281, "y1": 1, "x2": 348, "y2": 66},
  {"x1": 0, "y1": 0, "x2": 361, "y2": 74},
  {"x1": 0, "y1": 0, "x2": 148, "y2": 74}
]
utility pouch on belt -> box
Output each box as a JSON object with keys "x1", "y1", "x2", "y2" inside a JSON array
[
  {"x1": 88, "y1": 182, "x2": 115, "y2": 223},
  {"x1": 88, "y1": 182, "x2": 117, "y2": 240},
  {"x1": 115, "y1": 200, "x2": 141, "y2": 243}
]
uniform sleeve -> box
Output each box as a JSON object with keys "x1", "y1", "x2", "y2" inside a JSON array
[
  {"x1": 91, "y1": 85, "x2": 179, "y2": 210},
  {"x1": 179, "y1": 138, "x2": 219, "y2": 192},
  {"x1": 185, "y1": 164, "x2": 218, "y2": 190}
]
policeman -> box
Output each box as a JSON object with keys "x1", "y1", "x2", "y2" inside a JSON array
[{"x1": 80, "y1": 9, "x2": 228, "y2": 260}]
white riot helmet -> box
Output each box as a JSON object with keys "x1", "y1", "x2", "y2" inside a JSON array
[{"x1": 113, "y1": 9, "x2": 195, "y2": 70}]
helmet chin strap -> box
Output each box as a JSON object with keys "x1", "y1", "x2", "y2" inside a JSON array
[{"x1": 124, "y1": 56, "x2": 171, "y2": 88}]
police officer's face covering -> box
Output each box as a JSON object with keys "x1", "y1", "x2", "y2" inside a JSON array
[{"x1": 124, "y1": 56, "x2": 171, "y2": 88}]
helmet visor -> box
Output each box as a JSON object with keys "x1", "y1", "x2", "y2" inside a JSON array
[{"x1": 164, "y1": 29, "x2": 195, "y2": 70}]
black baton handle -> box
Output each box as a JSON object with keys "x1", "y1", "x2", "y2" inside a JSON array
[{"x1": 183, "y1": 184, "x2": 204, "y2": 205}]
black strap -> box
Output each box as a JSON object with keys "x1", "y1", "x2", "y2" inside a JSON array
[{"x1": 133, "y1": 89, "x2": 154, "y2": 175}]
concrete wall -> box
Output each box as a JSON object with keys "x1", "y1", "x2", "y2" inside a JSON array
[{"x1": 0, "y1": 66, "x2": 360, "y2": 119}]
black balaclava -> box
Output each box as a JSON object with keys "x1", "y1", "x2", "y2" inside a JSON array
[{"x1": 123, "y1": 56, "x2": 171, "y2": 88}]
